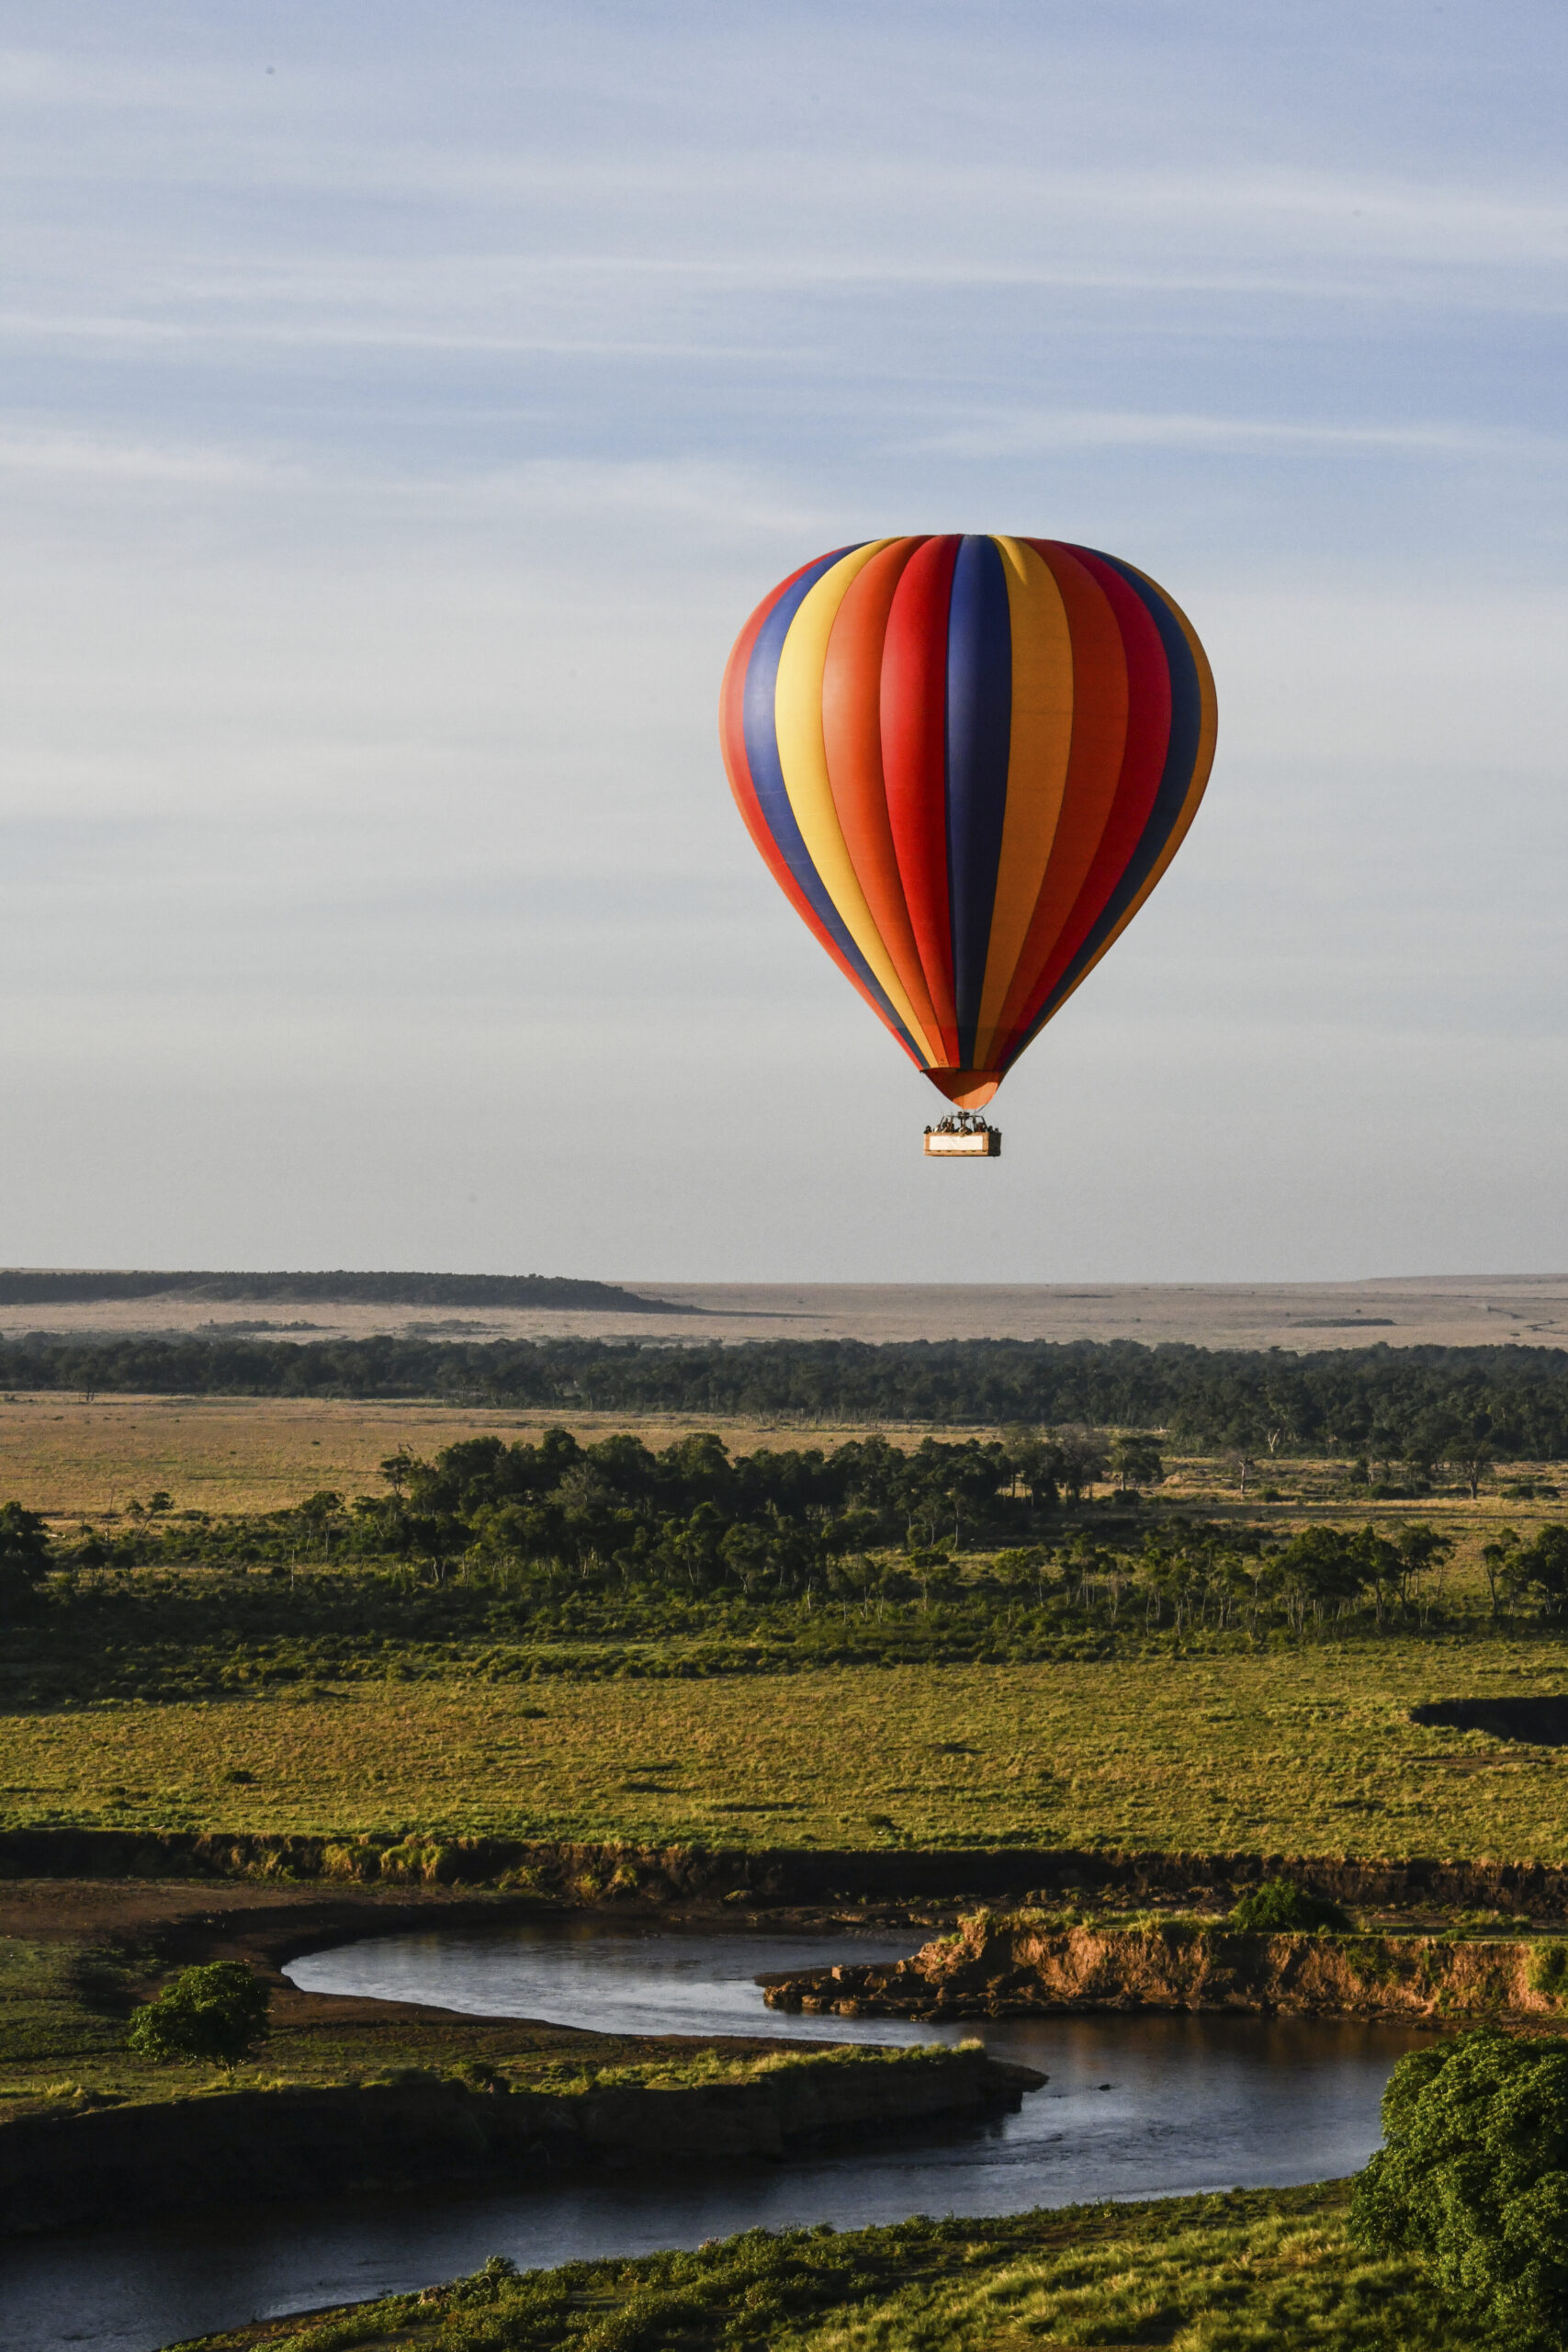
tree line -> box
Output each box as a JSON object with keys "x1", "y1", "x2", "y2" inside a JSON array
[
  {"x1": 12, "y1": 1428, "x2": 1568, "y2": 1646},
  {"x1": 5, "y1": 1331, "x2": 1568, "y2": 1462}
]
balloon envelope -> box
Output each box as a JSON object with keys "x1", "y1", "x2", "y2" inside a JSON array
[{"x1": 719, "y1": 535, "x2": 1217, "y2": 1106}]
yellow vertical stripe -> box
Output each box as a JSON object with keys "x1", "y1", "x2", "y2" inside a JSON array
[
  {"x1": 970, "y1": 537, "x2": 1075, "y2": 1069},
  {"x1": 773, "y1": 543, "x2": 942, "y2": 1063}
]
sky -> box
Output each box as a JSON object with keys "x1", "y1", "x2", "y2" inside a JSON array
[{"x1": 1, "y1": 1, "x2": 1565, "y2": 1284}]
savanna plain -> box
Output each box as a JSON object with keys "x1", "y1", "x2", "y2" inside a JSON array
[
  {"x1": 7, "y1": 1368, "x2": 1568, "y2": 2352},
  {"x1": 4, "y1": 1392, "x2": 1565, "y2": 1855}
]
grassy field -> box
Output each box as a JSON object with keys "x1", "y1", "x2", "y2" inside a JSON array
[
  {"x1": 0, "y1": 1929, "x2": 651, "y2": 2114},
  {"x1": 8, "y1": 1639, "x2": 1568, "y2": 1858},
  {"x1": 174, "y1": 2183, "x2": 1485, "y2": 2352},
  {"x1": 0, "y1": 1397, "x2": 800, "y2": 1519},
  {"x1": 0, "y1": 1397, "x2": 1070, "y2": 1520}
]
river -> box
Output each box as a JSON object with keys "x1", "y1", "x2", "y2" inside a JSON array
[{"x1": 4, "y1": 1917, "x2": 1427, "y2": 2352}]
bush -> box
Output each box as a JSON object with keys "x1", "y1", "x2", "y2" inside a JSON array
[
  {"x1": 1228, "y1": 1877, "x2": 1350, "y2": 1933},
  {"x1": 1352, "y1": 2027, "x2": 1568, "y2": 2346},
  {"x1": 1529, "y1": 1941, "x2": 1568, "y2": 2000},
  {"x1": 126, "y1": 1961, "x2": 271, "y2": 2067}
]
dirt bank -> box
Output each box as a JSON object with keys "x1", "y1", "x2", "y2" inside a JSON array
[
  {"x1": 9, "y1": 1826, "x2": 1568, "y2": 1922},
  {"x1": 761, "y1": 1910, "x2": 1568, "y2": 2022},
  {"x1": 0, "y1": 2046, "x2": 1042, "y2": 2236}
]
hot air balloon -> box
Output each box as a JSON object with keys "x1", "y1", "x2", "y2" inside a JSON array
[{"x1": 718, "y1": 536, "x2": 1216, "y2": 1153}]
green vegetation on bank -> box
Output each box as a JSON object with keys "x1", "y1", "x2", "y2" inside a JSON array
[
  {"x1": 5, "y1": 1331, "x2": 1568, "y2": 1461},
  {"x1": 170, "y1": 2184, "x2": 1497, "y2": 2352},
  {"x1": 127, "y1": 1960, "x2": 272, "y2": 2066}
]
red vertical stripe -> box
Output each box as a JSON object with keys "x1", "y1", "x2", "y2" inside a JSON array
[
  {"x1": 986, "y1": 542, "x2": 1129, "y2": 1056},
  {"x1": 881, "y1": 534, "x2": 961, "y2": 1063}
]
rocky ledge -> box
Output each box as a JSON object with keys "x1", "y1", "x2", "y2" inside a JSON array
[{"x1": 760, "y1": 1910, "x2": 1568, "y2": 2022}]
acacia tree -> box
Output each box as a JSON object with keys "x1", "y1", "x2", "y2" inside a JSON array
[
  {"x1": 1051, "y1": 1428, "x2": 1108, "y2": 1504},
  {"x1": 1480, "y1": 1529, "x2": 1525, "y2": 1622},
  {"x1": 1390, "y1": 1523, "x2": 1456, "y2": 1623},
  {"x1": 1517, "y1": 1523, "x2": 1568, "y2": 1619},
  {"x1": 1009, "y1": 1437, "x2": 1062, "y2": 1511},
  {"x1": 1109, "y1": 1434, "x2": 1164, "y2": 1493},
  {"x1": 1450, "y1": 1445, "x2": 1497, "y2": 1500}
]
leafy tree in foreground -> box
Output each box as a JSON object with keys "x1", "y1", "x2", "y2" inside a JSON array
[
  {"x1": 1352, "y1": 2027, "x2": 1568, "y2": 2348},
  {"x1": 127, "y1": 1961, "x2": 272, "y2": 2068}
]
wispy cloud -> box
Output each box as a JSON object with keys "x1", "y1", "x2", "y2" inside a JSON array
[
  {"x1": 920, "y1": 411, "x2": 1568, "y2": 462},
  {"x1": 0, "y1": 427, "x2": 279, "y2": 484}
]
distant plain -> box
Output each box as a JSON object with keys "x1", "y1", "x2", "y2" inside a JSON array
[{"x1": 3, "y1": 1273, "x2": 1567, "y2": 1351}]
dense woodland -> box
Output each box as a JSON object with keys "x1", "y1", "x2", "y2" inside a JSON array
[
  {"x1": 6, "y1": 1427, "x2": 1568, "y2": 1706},
  {"x1": 4, "y1": 1332, "x2": 1568, "y2": 1459}
]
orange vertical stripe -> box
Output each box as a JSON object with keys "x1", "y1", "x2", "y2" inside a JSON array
[{"x1": 820, "y1": 537, "x2": 944, "y2": 1064}]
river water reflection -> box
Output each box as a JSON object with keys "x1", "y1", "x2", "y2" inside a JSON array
[{"x1": 5, "y1": 1918, "x2": 1427, "y2": 2352}]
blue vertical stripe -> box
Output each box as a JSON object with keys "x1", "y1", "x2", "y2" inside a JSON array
[
  {"x1": 944, "y1": 534, "x2": 1013, "y2": 1067},
  {"x1": 741, "y1": 545, "x2": 923, "y2": 1061}
]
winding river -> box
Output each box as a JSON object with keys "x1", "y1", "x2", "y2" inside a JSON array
[{"x1": 5, "y1": 1918, "x2": 1427, "y2": 2352}]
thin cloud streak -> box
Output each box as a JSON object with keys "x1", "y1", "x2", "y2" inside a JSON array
[{"x1": 922, "y1": 412, "x2": 1568, "y2": 461}]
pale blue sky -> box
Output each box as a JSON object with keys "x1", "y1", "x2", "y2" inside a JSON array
[{"x1": 1, "y1": 3, "x2": 1564, "y2": 1282}]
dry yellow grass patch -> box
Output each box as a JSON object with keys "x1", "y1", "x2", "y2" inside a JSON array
[{"x1": 0, "y1": 1397, "x2": 925, "y2": 1520}]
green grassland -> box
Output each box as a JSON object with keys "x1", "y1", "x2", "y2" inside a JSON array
[
  {"x1": 9, "y1": 1640, "x2": 1568, "y2": 1859},
  {"x1": 173, "y1": 2185, "x2": 1494, "y2": 2352}
]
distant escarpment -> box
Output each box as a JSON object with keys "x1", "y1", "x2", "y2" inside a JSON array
[
  {"x1": 761, "y1": 1909, "x2": 1568, "y2": 2023},
  {"x1": 0, "y1": 1268, "x2": 684, "y2": 1311}
]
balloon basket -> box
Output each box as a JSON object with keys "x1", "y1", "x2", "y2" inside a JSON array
[{"x1": 923, "y1": 1114, "x2": 1000, "y2": 1159}]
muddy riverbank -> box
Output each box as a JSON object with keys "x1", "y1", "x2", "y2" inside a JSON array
[{"x1": 0, "y1": 1880, "x2": 1038, "y2": 2237}]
